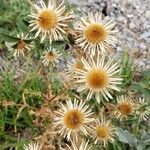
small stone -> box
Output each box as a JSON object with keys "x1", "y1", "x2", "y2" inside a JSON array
[
  {"x1": 127, "y1": 14, "x2": 133, "y2": 18},
  {"x1": 127, "y1": 0, "x2": 133, "y2": 3},
  {"x1": 129, "y1": 22, "x2": 136, "y2": 29},
  {"x1": 140, "y1": 32, "x2": 150, "y2": 40},
  {"x1": 118, "y1": 16, "x2": 124, "y2": 22},
  {"x1": 139, "y1": 43, "x2": 147, "y2": 50},
  {"x1": 145, "y1": 11, "x2": 150, "y2": 19}
]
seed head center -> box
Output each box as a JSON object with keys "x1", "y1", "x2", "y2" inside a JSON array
[
  {"x1": 96, "y1": 126, "x2": 109, "y2": 139},
  {"x1": 118, "y1": 102, "x2": 132, "y2": 115},
  {"x1": 86, "y1": 69, "x2": 108, "y2": 90},
  {"x1": 38, "y1": 9, "x2": 57, "y2": 30},
  {"x1": 17, "y1": 40, "x2": 26, "y2": 50},
  {"x1": 64, "y1": 109, "x2": 84, "y2": 129},
  {"x1": 47, "y1": 51, "x2": 56, "y2": 60},
  {"x1": 85, "y1": 24, "x2": 107, "y2": 44}
]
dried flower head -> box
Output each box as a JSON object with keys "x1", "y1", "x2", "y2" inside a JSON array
[
  {"x1": 66, "y1": 59, "x2": 84, "y2": 76},
  {"x1": 114, "y1": 95, "x2": 136, "y2": 120},
  {"x1": 67, "y1": 139, "x2": 91, "y2": 150},
  {"x1": 74, "y1": 55, "x2": 122, "y2": 102},
  {"x1": 136, "y1": 98, "x2": 150, "y2": 121},
  {"x1": 42, "y1": 47, "x2": 61, "y2": 66},
  {"x1": 76, "y1": 12, "x2": 117, "y2": 55},
  {"x1": 93, "y1": 118, "x2": 116, "y2": 147},
  {"x1": 29, "y1": 0, "x2": 74, "y2": 43},
  {"x1": 10, "y1": 33, "x2": 32, "y2": 57},
  {"x1": 54, "y1": 99, "x2": 94, "y2": 140},
  {"x1": 24, "y1": 142, "x2": 42, "y2": 150}
]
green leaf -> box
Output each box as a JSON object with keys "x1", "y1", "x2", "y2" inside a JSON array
[
  {"x1": 116, "y1": 127, "x2": 137, "y2": 147},
  {"x1": 16, "y1": 16, "x2": 28, "y2": 32},
  {"x1": 131, "y1": 83, "x2": 142, "y2": 92},
  {"x1": 143, "y1": 70, "x2": 150, "y2": 80},
  {"x1": 0, "y1": 33, "x2": 19, "y2": 42},
  {"x1": 136, "y1": 132, "x2": 150, "y2": 150},
  {"x1": 5, "y1": 41, "x2": 18, "y2": 48},
  {"x1": 143, "y1": 88, "x2": 150, "y2": 98},
  {"x1": 22, "y1": 19, "x2": 30, "y2": 26},
  {"x1": 120, "y1": 50, "x2": 134, "y2": 87}
]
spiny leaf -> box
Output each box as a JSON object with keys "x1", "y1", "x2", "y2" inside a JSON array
[
  {"x1": 0, "y1": 33, "x2": 19, "y2": 42},
  {"x1": 116, "y1": 127, "x2": 137, "y2": 147}
]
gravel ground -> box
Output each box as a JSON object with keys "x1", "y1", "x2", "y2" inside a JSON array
[
  {"x1": 70, "y1": 0, "x2": 150, "y2": 70},
  {"x1": 0, "y1": 0, "x2": 149, "y2": 81}
]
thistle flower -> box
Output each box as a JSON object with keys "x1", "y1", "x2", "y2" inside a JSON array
[
  {"x1": 92, "y1": 118, "x2": 116, "y2": 147},
  {"x1": 76, "y1": 12, "x2": 117, "y2": 55},
  {"x1": 24, "y1": 142, "x2": 42, "y2": 150},
  {"x1": 136, "y1": 98, "x2": 150, "y2": 121},
  {"x1": 10, "y1": 33, "x2": 32, "y2": 57},
  {"x1": 64, "y1": 59, "x2": 85, "y2": 89},
  {"x1": 67, "y1": 139, "x2": 91, "y2": 150},
  {"x1": 42, "y1": 47, "x2": 61, "y2": 66},
  {"x1": 54, "y1": 99, "x2": 94, "y2": 141},
  {"x1": 29, "y1": 0, "x2": 74, "y2": 43},
  {"x1": 114, "y1": 95, "x2": 136, "y2": 120},
  {"x1": 66, "y1": 59, "x2": 84, "y2": 76},
  {"x1": 74, "y1": 55, "x2": 122, "y2": 102}
]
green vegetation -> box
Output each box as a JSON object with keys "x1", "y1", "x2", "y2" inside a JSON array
[{"x1": 0, "y1": 0, "x2": 149, "y2": 149}]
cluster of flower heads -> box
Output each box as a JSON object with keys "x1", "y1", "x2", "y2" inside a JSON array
[
  {"x1": 10, "y1": 0, "x2": 148, "y2": 149},
  {"x1": 53, "y1": 97, "x2": 146, "y2": 149},
  {"x1": 11, "y1": 0, "x2": 118, "y2": 61},
  {"x1": 24, "y1": 97, "x2": 149, "y2": 150}
]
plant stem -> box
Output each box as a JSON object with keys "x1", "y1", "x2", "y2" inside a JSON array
[{"x1": 134, "y1": 117, "x2": 140, "y2": 136}]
